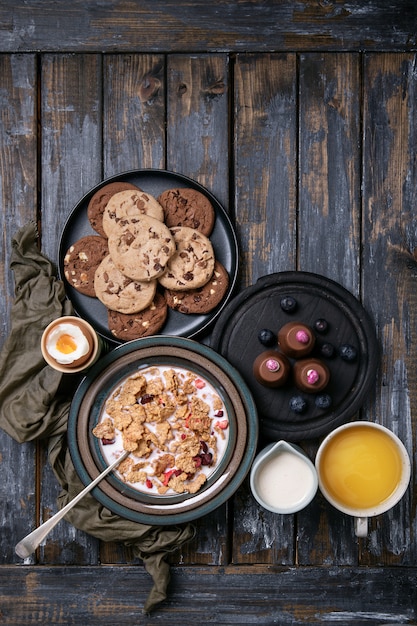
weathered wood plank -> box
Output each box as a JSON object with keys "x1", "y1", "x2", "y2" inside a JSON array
[
  {"x1": 166, "y1": 54, "x2": 230, "y2": 209},
  {"x1": 103, "y1": 54, "x2": 165, "y2": 176},
  {"x1": 233, "y1": 52, "x2": 297, "y2": 287},
  {"x1": 0, "y1": 0, "x2": 416, "y2": 53},
  {"x1": 38, "y1": 53, "x2": 103, "y2": 565},
  {"x1": 0, "y1": 565, "x2": 416, "y2": 624},
  {"x1": 297, "y1": 52, "x2": 361, "y2": 565},
  {"x1": 0, "y1": 54, "x2": 38, "y2": 565},
  {"x1": 231, "y1": 53, "x2": 297, "y2": 564},
  {"x1": 361, "y1": 52, "x2": 417, "y2": 566},
  {"x1": 298, "y1": 52, "x2": 361, "y2": 294},
  {"x1": 40, "y1": 53, "x2": 102, "y2": 261},
  {"x1": 164, "y1": 53, "x2": 230, "y2": 565},
  {"x1": 0, "y1": 53, "x2": 38, "y2": 344}
]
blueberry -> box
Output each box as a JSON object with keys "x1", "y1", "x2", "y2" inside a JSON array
[
  {"x1": 258, "y1": 328, "x2": 276, "y2": 346},
  {"x1": 280, "y1": 296, "x2": 297, "y2": 313},
  {"x1": 314, "y1": 318, "x2": 329, "y2": 333},
  {"x1": 320, "y1": 342, "x2": 335, "y2": 358},
  {"x1": 289, "y1": 396, "x2": 308, "y2": 414},
  {"x1": 339, "y1": 344, "x2": 357, "y2": 362},
  {"x1": 315, "y1": 394, "x2": 332, "y2": 410}
]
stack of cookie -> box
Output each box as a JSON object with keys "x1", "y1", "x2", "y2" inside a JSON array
[{"x1": 63, "y1": 183, "x2": 229, "y2": 341}]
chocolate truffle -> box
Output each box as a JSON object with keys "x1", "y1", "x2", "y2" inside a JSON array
[
  {"x1": 293, "y1": 358, "x2": 330, "y2": 393},
  {"x1": 253, "y1": 350, "x2": 291, "y2": 388},
  {"x1": 278, "y1": 322, "x2": 315, "y2": 358}
]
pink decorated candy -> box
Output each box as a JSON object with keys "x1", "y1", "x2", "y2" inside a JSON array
[
  {"x1": 295, "y1": 330, "x2": 310, "y2": 344},
  {"x1": 307, "y1": 369, "x2": 319, "y2": 384},
  {"x1": 266, "y1": 358, "x2": 280, "y2": 372}
]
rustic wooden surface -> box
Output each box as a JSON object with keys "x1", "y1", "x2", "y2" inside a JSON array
[
  {"x1": 1, "y1": 2, "x2": 417, "y2": 624},
  {"x1": 1, "y1": 0, "x2": 416, "y2": 53}
]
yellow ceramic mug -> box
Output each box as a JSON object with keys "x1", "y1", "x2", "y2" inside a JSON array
[{"x1": 315, "y1": 421, "x2": 411, "y2": 536}]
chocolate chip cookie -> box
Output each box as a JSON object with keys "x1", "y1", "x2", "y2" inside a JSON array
[
  {"x1": 157, "y1": 187, "x2": 216, "y2": 236},
  {"x1": 94, "y1": 254, "x2": 157, "y2": 314},
  {"x1": 107, "y1": 215, "x2": 176, "y2": 281},
  {"x1": 164, "y1": 260, "x2": 229, "y2": 314},
  {"x1": 63, "y1": 235, "x2": 109, "y2": 297},
  {"x1": 158, "y1": 226, "x2": 215, "y2": 291},
  {"x1": 102, "y1": 189, "x2": 164, "y2": 236},
  {"x1": 107, "y1": 291, "x2": 168, "y2": 340},
  {"x1": 87, "y1": 182, "x2": 141, "y2": 237}
]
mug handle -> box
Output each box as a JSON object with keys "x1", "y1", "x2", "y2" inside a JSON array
[{"x1": 355, "y1": 516, "x2": 368, "y2": 537}]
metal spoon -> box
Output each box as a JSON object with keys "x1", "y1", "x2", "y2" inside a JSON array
[{"x1": 15, "y1": 450, "x2": 130, "y2": 559}]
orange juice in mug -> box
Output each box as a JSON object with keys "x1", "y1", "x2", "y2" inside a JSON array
[{"x1": 315, "y1": 421, "x2": 411, "y2": 536}]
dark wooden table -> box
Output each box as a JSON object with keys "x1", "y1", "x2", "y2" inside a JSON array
[{"x1": 1, "y1": 2, "x2": 417, "y2": 624}]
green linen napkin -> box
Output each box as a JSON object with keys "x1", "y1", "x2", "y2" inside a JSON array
[{"x1": 0, "y1": 222, "x2": 195, "y2": 614}]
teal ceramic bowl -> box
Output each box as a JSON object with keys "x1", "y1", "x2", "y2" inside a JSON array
[{"x1": 68, "y1": 336, "x2": 258, "y2": 525}]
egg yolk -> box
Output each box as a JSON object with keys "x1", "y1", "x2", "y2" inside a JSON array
[{"x1": 55, "y1": 333, "x2": 77, "y2": 354}]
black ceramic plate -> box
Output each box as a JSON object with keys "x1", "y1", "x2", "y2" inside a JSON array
[
  {"x1": 67, "y1": 336, "x2": 259, "y2": 525},
  {"x1": 59, "y1": 170, "x2": 239, "y2": 345},
  {"x1": 210, "y1": 272, "x2": 379, "y2": 442}
]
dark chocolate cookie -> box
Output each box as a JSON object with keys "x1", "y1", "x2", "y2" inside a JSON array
[
  {"x1": 87, "y1": 181, "x2": 141, "y2": 237},
  {"x1": 107, "y1": 292, "x2": 168, "y2": 340},
  {"x1": 164, "y1": 260, "x2": 229, "y2": 314},
  {"x1": 63, "y1": 235, "x2": 109, "y2": 297},
  {"x1": 157, "y1": 188, "x2": 216, "y2": 236}
]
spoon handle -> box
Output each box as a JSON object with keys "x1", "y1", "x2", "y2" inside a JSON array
[{"x1": 15, "y1": 450, "x2": 130, "y2": 559}]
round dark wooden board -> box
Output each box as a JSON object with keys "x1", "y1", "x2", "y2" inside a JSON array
[{"x1": 210, "y1": 271, "x2": 379, "y2": 442}]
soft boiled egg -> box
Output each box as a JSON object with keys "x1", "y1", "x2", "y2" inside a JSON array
[{"x1": 46, "y1": 322, "x2": 90, "y2": 365}]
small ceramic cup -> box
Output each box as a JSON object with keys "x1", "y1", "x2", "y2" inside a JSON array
[
  {"x1": 315, "y1": 421, "x2": 411, "y2": 537},
  {"x1": 250, "y1": 440, "x2": 318, "y2": 514},
  {"x1": 41, "y1": 316, "x2": 103, "y2": 373}
]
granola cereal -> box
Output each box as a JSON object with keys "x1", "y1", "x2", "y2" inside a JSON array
[{"x1": 92, "y1": 364, "x2": 230, "y2": 496}]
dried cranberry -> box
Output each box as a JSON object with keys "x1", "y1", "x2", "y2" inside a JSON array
[
  {"x1": 201, "y1": 453, "x2": 213, "y2": 466},
  {"x1": 101, "y1": 438, "x2": 115, "y2": 445},
  {"x1": 214, "y1": 410, "x2": 224, "y2": 417},
  {"x1": 140, "y1": 393, "x2": 154, "y2": 404},
  {"x1": 200, "y1": 441, "x2": 208, "y2": 453}
]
